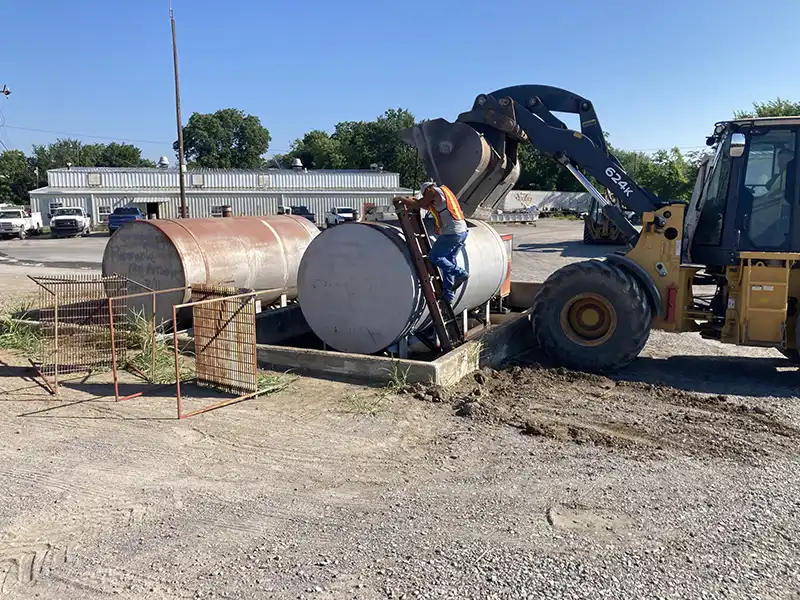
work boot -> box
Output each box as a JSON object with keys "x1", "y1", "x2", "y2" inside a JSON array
[{"x1": 452, "y1": 273, "x2": 469, "y2": 292}]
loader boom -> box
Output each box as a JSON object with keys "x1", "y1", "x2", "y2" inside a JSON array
[{"x1": 402, "y1": 85, "x2": 667, "y2": 243}]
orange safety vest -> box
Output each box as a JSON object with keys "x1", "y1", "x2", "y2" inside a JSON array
[{"x1": 429, "y1": 185, "x2": 465, "y2": 235}]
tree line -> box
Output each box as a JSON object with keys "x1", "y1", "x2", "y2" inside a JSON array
[{"x1": 1, "y1": 99, "x2": 797, "y2": 206}]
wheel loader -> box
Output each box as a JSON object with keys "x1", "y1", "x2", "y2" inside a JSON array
[{"x1": 401, "y1": 85, "x2": 800, "y2": 372}]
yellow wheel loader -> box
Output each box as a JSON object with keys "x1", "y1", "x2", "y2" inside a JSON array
[{"x1": 401, "y1": 85, "x2": 800, "y2": 372}]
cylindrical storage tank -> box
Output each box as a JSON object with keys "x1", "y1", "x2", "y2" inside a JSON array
[
  {"x1": 297, "y1": 219, "x2": 508, "y2": 354},
  {"x1": 102, "y1": 215, "x2": 320, "y2": 324}
]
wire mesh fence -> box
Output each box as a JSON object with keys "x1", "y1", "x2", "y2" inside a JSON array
[
  {"x1": 18, "y1": 276, "x2": 284, "y2": 418},
  {"x1": 190, "y1": 284, "x2": 258, "y2": 395},
  {"x1": 173, "y1": 284, "x2": 278, "y2": 419},
  {"x1": 28, "y1": 274, "x2": 150, "y2": 393}
]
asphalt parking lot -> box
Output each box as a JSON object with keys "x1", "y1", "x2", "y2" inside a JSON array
[{"x1": 0, "y1": 232, "x2": 109, "y2": 269}]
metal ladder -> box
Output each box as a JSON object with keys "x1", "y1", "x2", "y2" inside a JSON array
[{"x1": 395, "y1": 204, "x2": 464, "y2": 353}]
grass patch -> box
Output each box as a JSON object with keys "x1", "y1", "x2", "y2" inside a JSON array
[
  {"x1": 257, "y1": 371, "x2": 289, "y2": 394},
  {"x1": 343, "y1": 391, "x2": 385, "y2": 416},
  {"x1": 0, "y1": 300, "x2": 43, "y2": 357},
  {"x1": 384, "y1": 361, "x2": 410, "y2": 394},
  {"x1": 123, "y1": 310, "x2": 194, "y2": 384}
]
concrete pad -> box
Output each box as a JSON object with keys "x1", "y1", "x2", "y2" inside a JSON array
[
  {"x1": 255, "y1": 308, "x2": 535, "y2": 387},
  {"x1": 256, "y1": 345, "x2": 436, "y2": 385}
]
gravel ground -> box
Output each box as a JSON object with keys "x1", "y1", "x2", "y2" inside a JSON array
[{"x1": 0, "y1": 220, "x2": 798, "y2": 599}]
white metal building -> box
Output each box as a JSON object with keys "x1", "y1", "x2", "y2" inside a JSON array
[
  {"x1": 29, "y1": 166, "x2": 411, "y2": 227},
  {"x1": 502, "y1": 190, "x2": 592, "y2": 213}
]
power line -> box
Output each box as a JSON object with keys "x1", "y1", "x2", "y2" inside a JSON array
[{"x1": 2, "y1": 124, "x2": 171, "y2": 146}]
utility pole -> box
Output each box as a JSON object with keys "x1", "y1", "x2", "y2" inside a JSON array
[{"x1": 170, "y1": 3, "x2": 188, "y2": 218}]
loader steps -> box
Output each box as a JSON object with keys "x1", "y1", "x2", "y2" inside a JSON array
[{"x1": 395, "y1": 204, "x2": 464, "y2": 354}]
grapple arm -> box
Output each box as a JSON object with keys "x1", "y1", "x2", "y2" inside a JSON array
[{"x1": 401, "y1": 84, "x2": 666, "y2": 243}]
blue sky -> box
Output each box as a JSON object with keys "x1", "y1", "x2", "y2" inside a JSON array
[{"x1": 2, "y1": 0, "x2": 798, "y2": 163}]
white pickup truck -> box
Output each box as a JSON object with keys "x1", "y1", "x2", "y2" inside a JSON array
[
  {"x1": 50, "y1": 206, "x2": 91, "y2": 238},
  {"x1": 0, "y1": 207, "x2": 44, "y2": 240}
]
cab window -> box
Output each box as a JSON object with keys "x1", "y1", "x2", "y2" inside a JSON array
[
  {"x1": 741, "y1": 128, "x2": 796, "y2": 249},
  {"x1": 694, "y1": 139, "x2": 732, "y2": 246}
]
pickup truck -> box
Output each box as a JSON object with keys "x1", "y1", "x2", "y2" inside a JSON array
[
  {"x1": 0, "y1": 207, "x2": 43, "y2": 239},
  {"x1": 108, "y1": 206, "x2": 145, "y2": 234},
  {"x1": 285, "y1": 205, "x2": 316, "y2": 224},
  {"x1": 363, "y1": 204, "x2": 398, "y2": 223},
  {"x1": 50, "y1": 206, "x2": 91, "y2": 238},
  {"x1": 325, "y1": 206, "x2": 358, "y2": 227}
]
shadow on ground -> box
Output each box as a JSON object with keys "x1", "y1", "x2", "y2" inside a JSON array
[
  {"x1": 507, "y1": 350, "x2": 800, "y2": 399},
  {"x1": 516, "y1": 240, "x2": 617, "y2": 259},
  {"x1": 617, "y1": 355, "x2": 799, "y2": 399}
]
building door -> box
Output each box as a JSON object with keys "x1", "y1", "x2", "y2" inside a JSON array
[{"x1": 146, "y1": 202, "x2": 160, "y2": 219}]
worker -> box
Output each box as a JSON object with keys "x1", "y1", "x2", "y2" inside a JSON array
[{"x1": 395, "y1": 182, "x2": 469, "y2": 303}]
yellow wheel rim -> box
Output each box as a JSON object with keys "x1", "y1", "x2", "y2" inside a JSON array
[{"x1": 559, "y1": 293, "x2": 617, "y2": 347}]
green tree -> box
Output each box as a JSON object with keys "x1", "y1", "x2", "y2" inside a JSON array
[
  {"x1": 32, "y1": 138, "x2": 100, "y2": 170},
  {"x1": 0, "y1": 150, "x2": 37, "y2": 204},
  {"x1": 177, "y1": 108, "x2": 271, "y2": 169},
  {"x1": 280, "y1": 109, "x2": 427, "y2": 188},
  {"x1": 97, "y1": 142, "x2": 156, "y2": 167},
  {"x1": 734, "y1": 98, "x2": 800, "y2": 118},
  {"x1": 278, "y1": 130, "x2": 346, "y2": 169},
  {"x1": 516, "y1": 145, "x2": 585, "y2": 192},
  {"x1": 31, "y1": 138, "x2": 153, "y2": 171}
]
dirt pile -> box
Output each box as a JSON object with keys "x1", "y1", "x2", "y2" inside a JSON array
[{"x1": 409, "y1": 364, "x2": 800, "y2": 459}]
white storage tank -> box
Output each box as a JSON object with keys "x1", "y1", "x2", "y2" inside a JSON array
[{"x1": 297, "y1": 219, "x2": 508, "y2": 354}]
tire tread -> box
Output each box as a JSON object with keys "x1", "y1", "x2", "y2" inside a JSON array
[{"x1": 531, "y1": 260, "x2": 652, "y2": 372}]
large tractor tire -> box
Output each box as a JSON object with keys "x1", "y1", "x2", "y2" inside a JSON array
[{"x1": 531, "y1": 260, "x2": 653, "y2": 372}]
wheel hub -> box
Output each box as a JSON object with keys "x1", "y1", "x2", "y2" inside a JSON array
[{"x1": 559, "y1": 292, "x2": 617, "y2": 347}]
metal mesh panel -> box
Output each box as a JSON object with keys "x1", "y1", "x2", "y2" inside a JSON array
[
  {"x1": 190, "y1": 284, "x2": 258, "y2": 396},
  {"x1": 30, "y1": 275, "x2": 130, "y2": 383}
]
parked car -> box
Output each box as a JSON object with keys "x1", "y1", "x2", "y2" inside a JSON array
[
  {"x1": 0, "y1": 207, "x2": 43, "y2": 239},
  {"x1": 50, "y1": 206, "x2": 91, "y2": 238},
  {"x1": 108, "y1": 206, "x2": 145, "y2": 234},
  {"x1": 325, "y1": 206, "x2": 358, "y2": 227},
  {"x1": 363, "y1": 205, "x2": 398, "y2": 223},
  {"x1": 287, "y1": 205, "x2": 316, "y2": 224}
]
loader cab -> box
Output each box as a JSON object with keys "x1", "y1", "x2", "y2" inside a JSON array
[{"x1": 690, "y1": 117, "x2": 800, "y2": 266}]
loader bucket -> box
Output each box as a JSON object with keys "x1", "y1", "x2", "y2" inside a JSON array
[{"x1": 401, "y1": 119, "x2": 521, "y2": 220}]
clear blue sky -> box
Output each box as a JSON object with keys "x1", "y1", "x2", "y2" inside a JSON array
[{"x1": 2, "y1": 0, "x2": 798, "y2": 163}]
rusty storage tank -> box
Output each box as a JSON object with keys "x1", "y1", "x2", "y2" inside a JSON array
[
  {"x1": 102, "y1": 215, "x2": 320, "y2": 324},
  {"x1": 297, "y1": 219, "x2": 508, "y2": 354}
]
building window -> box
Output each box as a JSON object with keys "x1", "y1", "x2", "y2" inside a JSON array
[
  {"x1": 210, "y1": 206, "x2": 224, "y2": 217},
  {"x1": 48, "y1": 201, "x2": 63, "y2": 217},
  {"x1": 190, "y1": 173, "x2": 205, "y2": 187},
  {"x1": 87, "y1": 173, "x2": 102, "y2": 186},
  {"x1": 98, "y1": 206, "x2": 112, "y2": 223},
  {"x1": 258, "y1": 174, "x2": 270, "y2": 187}
]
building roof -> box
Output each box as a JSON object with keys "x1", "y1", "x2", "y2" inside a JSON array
[
  {"x1": 29, "y1": 186, "x2": 410, "y2": 196},
  {"x1": 42, "y1": 166, "x2": 404, "y2": 192},
  {"x1": 46, "y1": 166, "x2": 394, "y2": 175}
]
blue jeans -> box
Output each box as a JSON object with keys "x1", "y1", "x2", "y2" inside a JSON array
[{"x1": 428, "y1": 231, "x2": 468, "y2": 302}]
